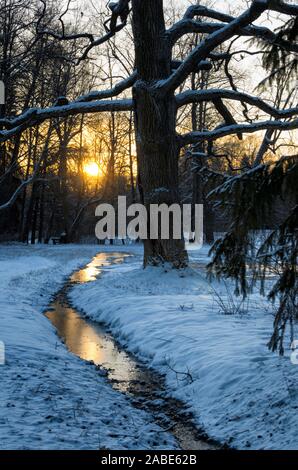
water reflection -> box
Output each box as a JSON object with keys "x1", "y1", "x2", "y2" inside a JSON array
[
  {"x1": 45, "y1": 252, "x2": 139, "y2": 391},
  {"x1": 46, "y1": 302, "x2": 139, "y2": 389},
  {"x1": 44, "y1": 251, "x2": 218, "y2": 450},
  {"x1": 70, "y1": 252, "x2": 129, "y2": 283}
]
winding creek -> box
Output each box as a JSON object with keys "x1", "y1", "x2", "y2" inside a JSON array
[{"x1": 44, "y1": 252, "x2": 218, "y2": 450}]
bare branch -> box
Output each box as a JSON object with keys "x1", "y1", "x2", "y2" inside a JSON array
[
  {"x1": 0, "y1": 175, "x2": 42, "y2": 211},
  {"x1": 167, "y1": 4, "x2": 298, "y2": 52},
  {"x1": 0, "y1": 99, "x2": 133, "y2": 143},
  {"x1": 267, "y1": 0, "x2": 298, "y2": 16},
  {"x1": 161, "y1": 0, "x2": 269, "y2": 93},
  {"x1": 37, "y1": 0, "x2": 95, "y2": 42},
  {"x1": 253, "y1": 129, "x2": 275, "y2": 166},
  {"x1": 176, "y1": 89, "x2": 298, "y2": 120},
  {"x1": 183, "y1": 4, "x2": 236, "y2": 22},
  {"x1": 76, "y1": 71, "x2": 137, "y2": 103},
  {"x1": 37, "y1": 0, "x2": 131, "y2": 64},
  {"x1": 212, "y1": 98, "x2": 242, "y2": 140},
  {"x1": 0, "y1": 125, "x2": 53, "y2": 211},
  {"x1": 184, "y1": 2, "x2": 298, "y2": 21},
  {"x1": 180, "y1": 118, "x2": 298, "y2": 147},
  {"x1": 68, "y1": 197, "x2": 103, "y2": 239},
  {"x1": 76, "y1": 24, "x2": 128, "y2": 64}
]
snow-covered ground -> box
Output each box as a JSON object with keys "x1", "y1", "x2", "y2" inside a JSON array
[
  {"x1": 70, "y1": 245, "x2": 298, "y2": 450},
  {"x1": 0, "y1": 244, "x2": 177, "y2": 450}
]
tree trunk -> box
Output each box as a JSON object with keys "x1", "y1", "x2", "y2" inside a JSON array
[
  {"x1": 58, "y1": 138, "x2": 69, "y2": 240},
  {"x1": 132, "y1": 0, "x2": 188, "y2": 268},
  {"x1": 22, "y1": 182, "x2": 37, "y2": 243},
  {"x1": 128, "y1": 112, "x2": 136, "y2": 203},
  {"x1": 190, "y1": 69, "x2": 215, "y2": 245},
  {"x1": 38, "y1": 182, "x2": 45, "y2": 243},
  {"x1": 30, "y1": 191, "x2": 39, "y2": 245},
  {"x1": 204, "y1": 200, "x2": 215, "y2": 245}
]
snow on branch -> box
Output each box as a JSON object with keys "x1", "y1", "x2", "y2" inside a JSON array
[
  {"x1": 179, "y1": 119, "x2": 298, "y2": 147},
  {"x1": 266, "y1": 0, "x2": 298, "y2": 16},
  {"x1": 183, "y1": 4, "x2": 236, "y2": 22},
  {"x1": 184, "y1": 1, "x2": 298, "y2": 21},
  {"x1": 168, "y1": 21, "x2": 234, "y2": 45},
  {"x1": 0, "y1": 99, "x2": 133, "y2": 143},
  {"x1": 0, "y1": 72, "x2": 136, "y2": 142},
  {"x1": 161, "y1": 0, "x2": 269, "y2": 93},
  {"x1": 168, "y1": 18, "x2": 298, "y2": 52},
  {"x1": 165, "y1": 0, "x2": 297, "y2": 91},
  {"x1": 168, "y1": 4, "x2": 273, "y2": 45},
  {"x1": 176, "y1": 89, "x2": 298, "y2": 120},
  {"x1": 76, "y1": 71, "x2": 137, "y2": 103}
]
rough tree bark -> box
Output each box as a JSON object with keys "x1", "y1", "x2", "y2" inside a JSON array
[{"x1": 132, "y1": 0, "x2": 188, "y2": 267}]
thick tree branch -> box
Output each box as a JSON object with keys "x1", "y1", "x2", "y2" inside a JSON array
[
  {"x1": 180, "y1": 119, "x2": 298, "y2": 147},
  {"x1": 267, "y1": 0, "x2": 298, "y2": 16},
  {"x1": 176, "y1": 89, "x2": 298, "y2": 120},
  {"x1": 253, "y1": 129, "x2": 275, "y2": 166},
  {"x1": 213, "y1": 98, "x2": 243, "y2": 140},
  {"x1": 0, "y1": 99, "x2": 133, "y2": 143},
  {"x1": 168, "y1": 19, "x2": 298, "y2": 53},
  {"x1": 184, "y1": 2, "x2": 298, "y2": 21},
  {"x1": 161, "y1": 0, "x2": 269, "y2": 93},
  {"x1": 168, "y1": 1, "x2": 298, "y2": 53},
  {"x1": 183, "y1": 4, "x2": 236, "y2": 22}
]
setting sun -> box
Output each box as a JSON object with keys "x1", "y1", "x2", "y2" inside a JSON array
[{"x1": 83, "y1": 162, "x2": 100, "y2": 177}]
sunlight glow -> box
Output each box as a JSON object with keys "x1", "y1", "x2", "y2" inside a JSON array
[{"x1": 83, "y1": 162, "x2": 100, "y2": 177}]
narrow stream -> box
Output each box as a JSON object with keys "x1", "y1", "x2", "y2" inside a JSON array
[{"x1": 45, "y1": 252, "x2": 218, "y2": 450}]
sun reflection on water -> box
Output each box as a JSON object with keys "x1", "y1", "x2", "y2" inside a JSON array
[{"x1": 46, "y1": 252, "x2": 137, "y2": 390}]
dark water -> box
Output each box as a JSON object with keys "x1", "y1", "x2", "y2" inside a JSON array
[{"x1": 45, "y1": 252, "x2": 218, "y2": 450}]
